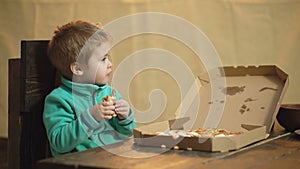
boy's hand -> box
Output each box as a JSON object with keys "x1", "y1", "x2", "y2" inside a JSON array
[
  {"x1": 115, "y1": 100, "x2": 130, "y2": 120},
  {"x1": 90, "y1": 101, "x2": 116, "y2": 121}
]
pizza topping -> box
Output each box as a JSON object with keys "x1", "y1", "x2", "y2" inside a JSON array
[{"x1": 155, "y1": 128, "x2": 243, "y2": 138}]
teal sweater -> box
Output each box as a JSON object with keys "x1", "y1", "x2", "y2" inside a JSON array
[{"x1": 43, "y1": 77, "x2": 136, "y2": 156}]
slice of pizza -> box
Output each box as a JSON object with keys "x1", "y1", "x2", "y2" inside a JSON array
[{"x1": 102, "y1": 88, "x2": 117, "y2": 117}]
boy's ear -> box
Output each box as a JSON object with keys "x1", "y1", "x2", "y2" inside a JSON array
[{"x1": 70, "y1": 62, "x2": 83, "y2": 76}]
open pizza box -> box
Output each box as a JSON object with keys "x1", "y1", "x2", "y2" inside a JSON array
[{"x1": 133, "y1": 65, "x2": 289, "y2": 152}]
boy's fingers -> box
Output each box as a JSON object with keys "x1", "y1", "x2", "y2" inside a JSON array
[
  {"x1": 103, "y1": 115, "x2": 112, "y2": 120},
  {"x1": 115, "y1": 107, "x2": 127, "y2": 113},
  {"x1": 103, "y1": 105, "x2": 115, "y2": 111}
]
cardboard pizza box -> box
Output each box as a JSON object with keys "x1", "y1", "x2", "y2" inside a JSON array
[{"x1": 133, "y1": 65, "x2": 289, "y2": 152}]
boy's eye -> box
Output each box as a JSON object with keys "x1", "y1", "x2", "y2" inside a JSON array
[{"x1": 101, "y1": 54, "x2": 110, "y2": 61}]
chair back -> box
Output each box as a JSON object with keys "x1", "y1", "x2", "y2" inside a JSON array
[{"x1": 8, "y1": 40, "x2": 58, "y2": 169}]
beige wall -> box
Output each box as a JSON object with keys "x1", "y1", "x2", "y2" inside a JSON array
[{"x1": 1, "y1": 0, "x2": 300, "y2": 138}]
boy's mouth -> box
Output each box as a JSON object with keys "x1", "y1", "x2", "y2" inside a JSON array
[{"x1": 107, "y1": 70, "x2": 112, "y2": 76}]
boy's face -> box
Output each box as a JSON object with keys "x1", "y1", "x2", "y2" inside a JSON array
[{"x1": 81, "y1": 41, "x2": 113, "y2": 85}]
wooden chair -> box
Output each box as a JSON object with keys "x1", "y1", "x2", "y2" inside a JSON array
[{"x1": 8, "y1": 40, "x2": 59, "y2": 169}]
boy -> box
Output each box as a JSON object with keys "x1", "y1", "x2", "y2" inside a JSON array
[{"x1": 43, "y1": 20, "x2": 136, "y2": 157}]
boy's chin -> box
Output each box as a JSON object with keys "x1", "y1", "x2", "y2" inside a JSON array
[{"x1": 95, "y1": 80, "x2": 108, "y2": 86}]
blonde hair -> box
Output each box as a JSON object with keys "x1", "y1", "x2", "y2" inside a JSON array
[{"x1": 48, "y1": 20, "x2": 111, "y2": 80}]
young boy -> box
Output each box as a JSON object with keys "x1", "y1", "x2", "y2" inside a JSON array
[{"x1": 43, "y1": 20, "x2": 136, "y2": 157}]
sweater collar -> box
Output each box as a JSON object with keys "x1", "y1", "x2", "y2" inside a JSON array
[{"x1": 61, "y1": 77, "x2": 108, "y2": 96}]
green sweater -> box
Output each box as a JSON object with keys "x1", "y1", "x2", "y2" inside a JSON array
[{"x1": 43, "y1": 77, "x2": 136, "y2": 156}]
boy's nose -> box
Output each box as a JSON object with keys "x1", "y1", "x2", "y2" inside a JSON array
[{"x1": 108, "y1": 60, "x2": 113, "y2": 68}]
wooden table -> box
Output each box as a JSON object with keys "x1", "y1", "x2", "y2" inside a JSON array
[{"x1": 37, "y1": 127, "x2": 300, "y2": 169}]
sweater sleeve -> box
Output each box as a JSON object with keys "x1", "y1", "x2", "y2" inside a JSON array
[
  {"x1": 43, "y1": 94, "x2": 98, "y2": 154},
  {"x1": 114, "y1": 109, "x2": 136, "y2": 137}
]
